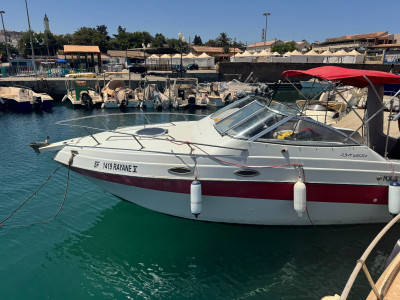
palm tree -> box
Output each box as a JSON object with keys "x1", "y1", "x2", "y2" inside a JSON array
[{"x1": 216, "y1": 32, "x2": 231, "y2": 47}]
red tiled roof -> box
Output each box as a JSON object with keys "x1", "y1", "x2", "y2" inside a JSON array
[
  {"x1": 247, "y1": 41, "x2": 276, "y2": 48},
  {"x1": 325, "y1": 31, "x2": 388, "y2": 43}
]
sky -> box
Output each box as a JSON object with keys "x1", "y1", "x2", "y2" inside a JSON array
[{"x1": 1, "y1": 0, "x2": 399, "y2": 45}]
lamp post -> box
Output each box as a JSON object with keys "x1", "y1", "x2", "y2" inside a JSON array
[
  {"x1": 0, "y1": 11, "x2": 10, "y2": 61},
  {"x1": 263, "y1": 13, "x2": 271, "y2": 50},
  {"x1": 24, "y1": 0, "x2": 36, "y2": 72},
  {"x1": 178, "y1": 32, "x2": 186, "y2": 78},
  {"x1": 233, "y1": 38, "x2": 236, "y2": 61}
]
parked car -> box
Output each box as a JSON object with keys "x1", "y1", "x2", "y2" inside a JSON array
[
  {"x1": 129, "y1": 65, "x2": 147, "y2": 77},
  {"x1": 187, "y1": 63, "x2": 199, "y2": 70},
  {"x1": 172, "y1": 65, "x2": 186, "y2": 73}
]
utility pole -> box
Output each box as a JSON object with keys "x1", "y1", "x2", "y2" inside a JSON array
[
  {"x1": 263, "y1": 13, "x2": 271, "y2": 50},
  {"x1": 0, "y1": 11, "x2": 10, "y2": 60}
]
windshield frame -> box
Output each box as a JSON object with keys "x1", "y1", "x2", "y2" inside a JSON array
[{"x1": 213, "y1": 97, "x2": 361, "y2": 146}]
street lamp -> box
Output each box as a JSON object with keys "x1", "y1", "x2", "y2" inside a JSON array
[
  {"x1": 263, "y1": 13, "x2": 271, "y2": 50},
  {"x1": 233, "y1": 38, "x2": 236, "y2": 61},
  {"x1": 24, "y1": 0, "x2": 36, "y2": 72},
  {"x1": 0, "y1": 11, "x2": 10, "y2": 61},
  {"x1": 178, "y1": 32, "x2": 186, "y2": 78}
]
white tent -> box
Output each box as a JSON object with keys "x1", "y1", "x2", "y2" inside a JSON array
[
  {"x1": 234, "y1": 51, "x2": 256, "y2": 62},
  {"x1": 196, "y1": 52, "x2": 215, "y2": 68},
  {"x1": 160, "y1": 54, "x2": 171, "y2": 65},
  {"x1": 348, "y1": 50, "x2": 365, "y2": 64},
  {"x1": 146, "y1": 54, "x2": 160, "y2": 65},
  {"x1": 286, "y1": 50, "x2": 303, "y2": 56},
  {"x1": 304, "y1": 49, "x2": 324, "y2": 63},
  {"x1": 283, "y1": 50, "x2": 307, "y2": 63},
  {"x1": 171, "y1": 53, "x2": 182, "y2": 66},
  {"x1": 254, "y1": 50, "x2": 272, "y2": 62},
  {"x1": 183, "y1": 52, "x2": 197, "y2": 66}
]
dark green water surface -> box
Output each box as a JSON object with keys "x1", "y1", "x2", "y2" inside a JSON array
[{"x1": 0, "y1": 92, "x2": 399, "y2": 300}]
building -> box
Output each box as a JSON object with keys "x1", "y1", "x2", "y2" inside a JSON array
[
  {"x1": 0, "y1": 30, "x2": 25, "y2": 48},
  {"x1": 189, "y1": 45, "x2": 243, "y2": 57},
  {"x1": 44, "y1": 14, "x2": 50, "y2": 32},
  {"x1": 246, "y1": 40, "x2": 283, "y2": 53},
  {"x1": 365, "y1": 44, "x2": 400, "y2": 65},
  {"x1": 312, "y1": 31, "x2": 399, "y2": 53}
]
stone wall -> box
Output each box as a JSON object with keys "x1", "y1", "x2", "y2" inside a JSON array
[{"x1": 218, "y1": 62, "x2": 400, "y2": 83}]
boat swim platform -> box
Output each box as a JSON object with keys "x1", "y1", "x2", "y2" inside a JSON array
[{"x1": 335, "y1": 109, "x2": 399, "y2": 140}]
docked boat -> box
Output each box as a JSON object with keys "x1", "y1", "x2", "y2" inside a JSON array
[
  {"x1": 62, "y1": 78, "x2": 103, "y2": 108},
  {"x1": 101, "y1": 80, "x2": 140, "y2": 109},
  {"x1": 32, "y1": 66, "x2": 400, "y2": 226},
  {"x1": 0, "y1": 86, "x2": 53, "y2": 112},
  {"x1": 300, "y1": 78, "x2": 331, "y2": 90},
  {"x1": 296, "y1": 85, "x2": 360, "y2": 125}
]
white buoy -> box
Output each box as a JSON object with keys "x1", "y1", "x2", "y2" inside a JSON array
[
  {"x1": 294, "y1": 179, "x2": 307, "y2": 217},
  {"x1": 389, "y1": 181, "x2": 400, "y2": 215},
  {"x1": 191, "y1": 180, "x2": 202, "y2": 218}
]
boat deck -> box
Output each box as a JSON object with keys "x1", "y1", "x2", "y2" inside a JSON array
[{"x1": 366, "y1": 252, "x2": 400, "y2": 300}]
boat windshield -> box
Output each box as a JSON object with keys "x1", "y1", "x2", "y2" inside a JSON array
[{"x1": 213, "y1": 96, "x2": 359, "y2": 145}]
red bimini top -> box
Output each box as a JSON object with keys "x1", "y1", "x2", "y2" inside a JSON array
[{"x1": 282, "y1": 66, "x2": 400, "y2": 88}]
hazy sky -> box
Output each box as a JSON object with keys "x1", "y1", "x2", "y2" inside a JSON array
[{"x1": 1, "y1": 0, "x2": 399, "y2": 45}]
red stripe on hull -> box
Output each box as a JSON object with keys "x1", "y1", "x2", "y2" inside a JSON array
[{"x1": 72, "y1": 167, "x2": 388, "y2": 205}]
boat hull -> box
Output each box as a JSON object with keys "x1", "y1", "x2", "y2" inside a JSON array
[
  {"x1": 72, "y1": 166, "x2": 392, "y2": 226},
  {"x1": 5, "y1": 98, "x2": 33, "y2": 112}
]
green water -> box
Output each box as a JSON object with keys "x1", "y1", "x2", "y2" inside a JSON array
[{"x1": 0, "y1": 94, "x2": 399, "y2": 299}]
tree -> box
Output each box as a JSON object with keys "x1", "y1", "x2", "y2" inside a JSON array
[
  {"x1": 216, "y1": 32, "x2": 231, "y2": 47},
  {"x1": 193, "y1": 35, "x2": 202, "y2": 46},
  {"x1": 96, "y1": 25, "x2": 110, "y2": 41},
  {"x1": 223, "y1": 45, "x2": 230, "y2": 54},
  {"x1": 72, "y1": 27, "x2": 108, "y2": 52},
  {"x1": 272, "y1": 41, "x2": 296, "y2": 54},
  {"x1": 167, "y1": 38, "x2": 180, "y2": 51},
  {"x1": 152, "y1": 33, "x2": 167, "y2": 48},
  {"x1": 0, "y1": 42, "x2": 18, "y2": 60},
  {"x1": 204, "y1": 39, "x2": 218, "y2": 47}
]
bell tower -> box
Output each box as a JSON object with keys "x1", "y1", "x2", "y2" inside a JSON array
[{"x1": 44, "y1": 14, "x2": 50, "y2": 32}]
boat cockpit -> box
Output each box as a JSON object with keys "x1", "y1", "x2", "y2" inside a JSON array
[{"x1": 212, "y1": 95, "x2": 360, "y2": 146}]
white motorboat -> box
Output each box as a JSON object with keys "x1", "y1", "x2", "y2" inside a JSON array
[
  {"x1": 33, "y1": 67, "x2": 400, "y2": 226},
  {"x1": 62, "y1": 78, "x2": 103, "y2": 108},
  {"x1": 0, "y1": 86, "x2": 53, "y2": 112},
  {"x1": 101, "y1": 80, "x2": 140, "y2": 109},
  {"x1": 296, "y1": 85, "x2": 360, "y2": 125},
  {"x1": 300, "y1": 78, "x2": 331, "y2": 90}
]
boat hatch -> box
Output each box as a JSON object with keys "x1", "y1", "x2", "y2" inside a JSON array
[
  {"x1": 135, "y1": 127, "x2": 168, "y2": 136},
  {"x1": 214, "y1": 96, "x2": 359, "y2": 146}
]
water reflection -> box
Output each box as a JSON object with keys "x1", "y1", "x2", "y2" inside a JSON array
[{"x1": 51, "y1": 200, "x2": 400, "y2": 300}]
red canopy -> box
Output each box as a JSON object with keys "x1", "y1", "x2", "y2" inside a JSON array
[{"x1": 282, "y1": 66, "x2": 400, "y2": 88}]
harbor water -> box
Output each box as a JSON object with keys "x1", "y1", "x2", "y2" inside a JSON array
[{"x1": 0, "y1": 92, "x2": 399, "y2": 300}]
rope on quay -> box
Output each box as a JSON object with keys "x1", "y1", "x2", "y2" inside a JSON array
[{"x1": 0, "y1": 151, "x2": 77, "y2": 228}]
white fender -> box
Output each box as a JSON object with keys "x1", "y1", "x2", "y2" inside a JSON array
[
  {"x1": 389, "y1": 181, "x2": 400, "y2": 215},
  {"x1": 190, "y1": 180, "x2": 202, "y2": 218},
  {"x1": 294, "y1": 179, "x2": 307, "y2": 217}
]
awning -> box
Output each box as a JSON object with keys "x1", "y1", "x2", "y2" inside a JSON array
[{"x1": 282, "y1": 66, "x2": 400, "y2": 88}]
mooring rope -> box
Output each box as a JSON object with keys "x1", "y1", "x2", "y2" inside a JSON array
[{"x1": 0, "y1": 152, "x2": 76, "y2": 228}]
